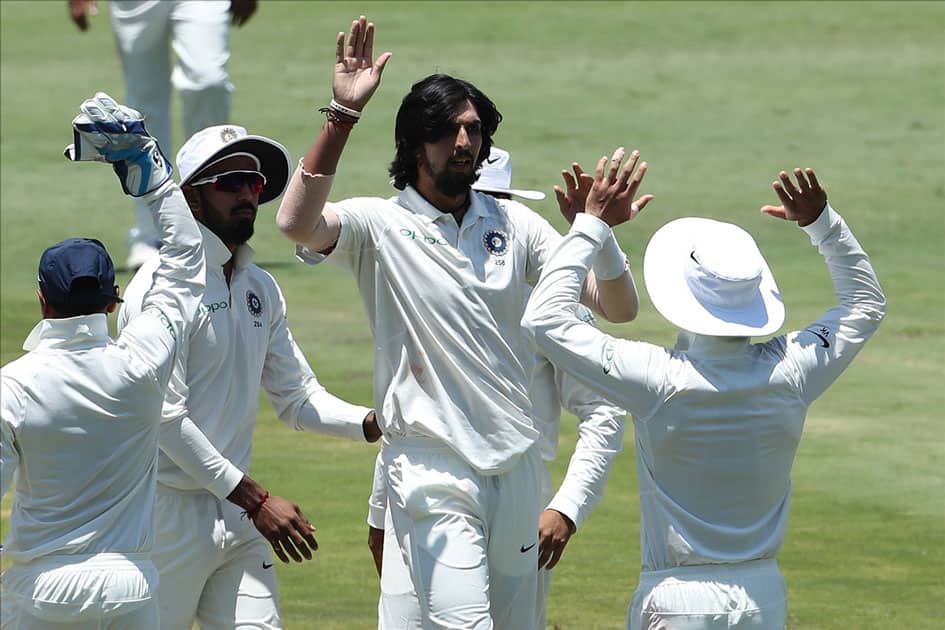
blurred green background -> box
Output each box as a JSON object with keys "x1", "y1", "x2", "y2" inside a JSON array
[{"x1": 1, "y1": 2, "x2": 942, "y2": 628}]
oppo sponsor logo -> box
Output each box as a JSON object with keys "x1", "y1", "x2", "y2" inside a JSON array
[
  {"x1": 198, "y1": 300, "x2": 229, "y2": 315},
  {"x1": 399, "y1": 228, "x2": 447, "y2": 246}
]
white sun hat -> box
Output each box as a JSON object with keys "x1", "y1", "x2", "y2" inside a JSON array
[
  {"x1": 176, "y1": 124, "x2": 291, "y2": 205},
  {"x1": 471, "y1": 147, "x2": 545, "y2": 200},
  {"x1": 643, "y1": 217, "x2": 785, "y2": 337}
]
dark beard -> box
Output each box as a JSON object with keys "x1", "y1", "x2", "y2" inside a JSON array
[
  {"x1": 198, "y1": 189, "x2": 256, "y2": 246},
  {"x1": 433, "y1": 167, "x2": 477, "y2": 197}
]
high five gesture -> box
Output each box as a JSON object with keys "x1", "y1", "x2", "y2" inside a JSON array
[{"x1": 333, "y1": 15, "x2": 392, "y2": 111}]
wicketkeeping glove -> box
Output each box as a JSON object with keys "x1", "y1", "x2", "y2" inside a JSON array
[{"x1": 64, "y1": 92, "x2": 173, "y2": 197}]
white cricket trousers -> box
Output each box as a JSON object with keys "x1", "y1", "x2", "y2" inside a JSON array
[
  {"x1": 151, "y1": 488, "x2": 281, "y2": 630},
  {"x1": 0, "y1": 553, "x2": 158, "y2": 629},
  {"x1": 383, "y1": 437, "x2": 543, "y2": 630},
  {"x1": 378, "y1": 461, "x2": 554, "y2": 630},
  {"x1": 109, "y1": 0, "x2": 232, "y2": 247},
  {"x1": 627, "y1": 559, "x2": 787, "y2": 630}
]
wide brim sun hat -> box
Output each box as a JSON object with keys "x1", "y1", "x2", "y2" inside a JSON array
[
  {"x1": 176, "y1": 125, "x2": 291, "y2": 205},
  {"x1": 643, "y1": 217, "x2": 784, "y2": 337}
]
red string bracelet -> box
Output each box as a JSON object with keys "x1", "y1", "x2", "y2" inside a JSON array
[{"x1": 246, "y1": 491, "x2": 270, "y2": 520}]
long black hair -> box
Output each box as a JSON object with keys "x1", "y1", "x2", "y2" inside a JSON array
[{"x1": 389, "y1": 74, "x2": 502, "y2": 190}]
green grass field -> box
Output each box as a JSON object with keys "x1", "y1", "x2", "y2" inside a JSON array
[{"x1": 2, "y1": 1, "x2": 943, "y2": 628}]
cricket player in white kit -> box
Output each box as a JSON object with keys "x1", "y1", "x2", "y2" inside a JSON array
[
  {"x1": 365, "y1": 149, "x2": 627, "y2": 630},
  {"x1": 1, "y1": 92, "x2": 205, "y2": 629},
  {"x1": 276, "y1": 16, "x2": 642, "y2": 629},
  {"x1": 522, "y1": 159, "x2": 886, "y2": 628},
  {"x1": 117, "y1": 124, "x2": 380, "y2": 629},
  {"x1": 68, "y1": 0, "x2": 257, "y2": 269}
]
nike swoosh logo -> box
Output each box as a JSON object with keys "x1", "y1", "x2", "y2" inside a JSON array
[
  {"x1": 520, "y1": 543, "x2": 536, "y2": 553},
  {"x1": 262, "y1": 562, "x2": 273, "y2": 569},
  {"x1": 487, "y1": 156, "x2": 500, "y2": 164},
  {"x1": 805, "y1": 329, "x2": 831, "y2": 348}
]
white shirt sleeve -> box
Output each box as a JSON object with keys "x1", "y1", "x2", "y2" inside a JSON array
[
  {"x1": 780, "y1": 204, "x2": 887, "y2": 403},
  {"x1": 366, "y1": 451, "x2": 387, "y2": 529},
  {"x1": 0, "y1": 378, "x2": 23, "y2": 498},
  {"x1": 545, "y1": 368, "x2": 626, "y2": 530},
  {"x1": 262, "y1": 281, "x2": 372, "y2": 442},
  {"x1": 521, "y1": 213, "x2": 669, "y2": 419},
  {"x1": 116, "y1": 182, "x2": 206, "y2": 385}
]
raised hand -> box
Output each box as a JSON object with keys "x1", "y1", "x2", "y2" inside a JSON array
[
  {"x1": 585, "y1": 147, "x2": 654, "y2": 228},
  {"x1": 333, "y1": 15, "x2": 392, "y2": 111},
  {"x1": 252, "y1": 494, "x2": 319, "y2": 563},
  {"x1": 65, "y1": 92, "x2": 172, "y2": 197},
  {"x1": 554, "y1": 162, "x2": 594, "y2": 226},
  {"x1": 761, "y1": 168, "x2": 828, "y2": 228}
]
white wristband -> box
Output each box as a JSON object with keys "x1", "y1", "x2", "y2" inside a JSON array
[
  {"x1": 593, "y1": 231, "x2": 629, "y2": 280},
  {"x1": 330, "y1": 99, "x2": 362, "y2": 120}
]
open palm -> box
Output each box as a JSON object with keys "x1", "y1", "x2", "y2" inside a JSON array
[{"x1": 332, "y1": 16, "x2": 391, "y2": 111}]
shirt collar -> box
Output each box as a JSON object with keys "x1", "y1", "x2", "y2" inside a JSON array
[
  {"x1": 397, "y1": 186, "x2": 495, "y2": 226},
  {"x1": 198, "y1": 223, "x2": 256, "y2": 270},
  {"x1": 683, "y1": 333, "x2": 751, "y2": 359},
  {"x1": 23, "y1": 313, "x2": 110, "y2": 352}
]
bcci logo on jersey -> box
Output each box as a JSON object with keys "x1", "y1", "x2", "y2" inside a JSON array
[
  {"x1": 246, "y1": 290, "x2": 263, "y2": 318},
  {"x1": 483, "y1": 229, "x2": 508, "y2": 256}
]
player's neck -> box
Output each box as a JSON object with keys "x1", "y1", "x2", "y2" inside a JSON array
[{"x1": 415, "y1": 179, "x2": 470, "y2": 224}]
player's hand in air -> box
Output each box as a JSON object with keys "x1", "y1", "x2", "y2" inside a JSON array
[
  {"x1": 584, "y1": 147, "x2": 654, "y2": 228},
  {"x1": 537, "y1": 509, "x2": 575, "y2": 571},
  {"x1": 68, "y1": 0, "x2": 97, "y2": 32},
  {"x1": 65, "y1": 91, "x2": 173, "y2": 197},
  {"x1": 252, "y1": 495, "x2": 319, "y2": 564},
  {"x1": 761, "y1": 168, "x2": 828, "y2": 228},
  {"x1": 555, "y1": 162, "x2": 594, "y2": 226},
  {"x1": 332, "y1": 15, "x2": 392, "y2": 112}
]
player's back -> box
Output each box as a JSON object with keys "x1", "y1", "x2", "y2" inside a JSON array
[{"x1": 1, "y1": 319, "x2": 164, "y2": 565}]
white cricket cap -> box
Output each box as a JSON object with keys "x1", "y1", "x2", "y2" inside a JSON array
[
  {"x1": 176, "y1": 125, "x2": 291, "y2": 205},
  {"x1": 643, "y1": 217, "x2": 784, "y2": 337},
  {"x1": 472, "y1": 147, "x2": 545, "y2": 200}
]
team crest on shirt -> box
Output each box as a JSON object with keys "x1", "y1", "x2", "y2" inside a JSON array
[
  {"x1": 483, "y1": 229, "x2": 509, "y2": 256},
  {"x1": 246, "y1": 290, "x2": 263, "y2": 318}
]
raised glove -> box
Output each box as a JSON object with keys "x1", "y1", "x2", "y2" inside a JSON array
[{"x1": 65, "y1": 92, "x2": 173, "y2": 197}]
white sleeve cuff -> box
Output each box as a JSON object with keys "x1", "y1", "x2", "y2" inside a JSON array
[
  {"x1": 800, "y1": 203, "x2": 839, "y2": 245},
  {"x1": 366, "y1": 502, "x2": 386, "y2": 529},
  {"x1": 592, "y1": 231, "x2": 629, "y2": 280},
  {"x1": 208, "y1": 463, "x2": 247, "y2": 500},
  {"x1": 571, "y1": 213, "x2": 613, "y2": 246},
  {"x1": 295, "y1": 243, "x2": 328, "y2": 266}
]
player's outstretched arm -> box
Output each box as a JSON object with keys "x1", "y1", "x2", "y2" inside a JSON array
[
  {"x1": 761, "y1": 168, "x2": 886, "y2": 404},
  {"x1": 67, "y1": 92, "x2": 204, "y2": 353},
  {"x1": 276, "y1": 15, "x2": 391, "y2": 253}
]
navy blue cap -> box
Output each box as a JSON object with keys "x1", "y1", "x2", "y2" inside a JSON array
[{"x1": 38, "y1": 238, "x2": 122, "y2": 306}]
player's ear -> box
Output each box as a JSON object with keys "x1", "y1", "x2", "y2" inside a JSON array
[
  {"x1": 37, "y1": 288, "x2": 50, "y2": 317},
  {"x1": 106, "y1": 285, "x2": 120, "y2": 314},
  {"x1": 182, "y1": 184, "x2": 202, "y2": 215}
]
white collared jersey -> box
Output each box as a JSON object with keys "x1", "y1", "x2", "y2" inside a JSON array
[
  {"x1": 298, "y1": 187, "x2": 562, "y2": 474},
  {"x1": 523, "y1": 208, "x2": 886, "y2": 570},
  {"x1": 0, "y1": 184, "x2": 205, "y2": 564},
  {"x1": 120, "y1": 225, "x2": 370, "y2": 495}
]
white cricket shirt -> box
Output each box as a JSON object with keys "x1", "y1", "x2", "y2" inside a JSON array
[
  {"x1": 523, "y1": 207, "x2": 886, "y2": 570},
  {"x1": 118, "y1": 224, "x2": 372, "y2": 497},
  {"x1": 298, "y1": 187, "x2": 562, "y2": 474},
  {"x1": 367, "y1": 347, "x2": 626, "y2": 530},
  {"x1": 0, "y1": 184, "x2": 206, "y2": 565}
]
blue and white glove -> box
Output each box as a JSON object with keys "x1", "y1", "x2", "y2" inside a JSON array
[{"x1": 64, "y1": 92, "x2": 173, "y2": 197}]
